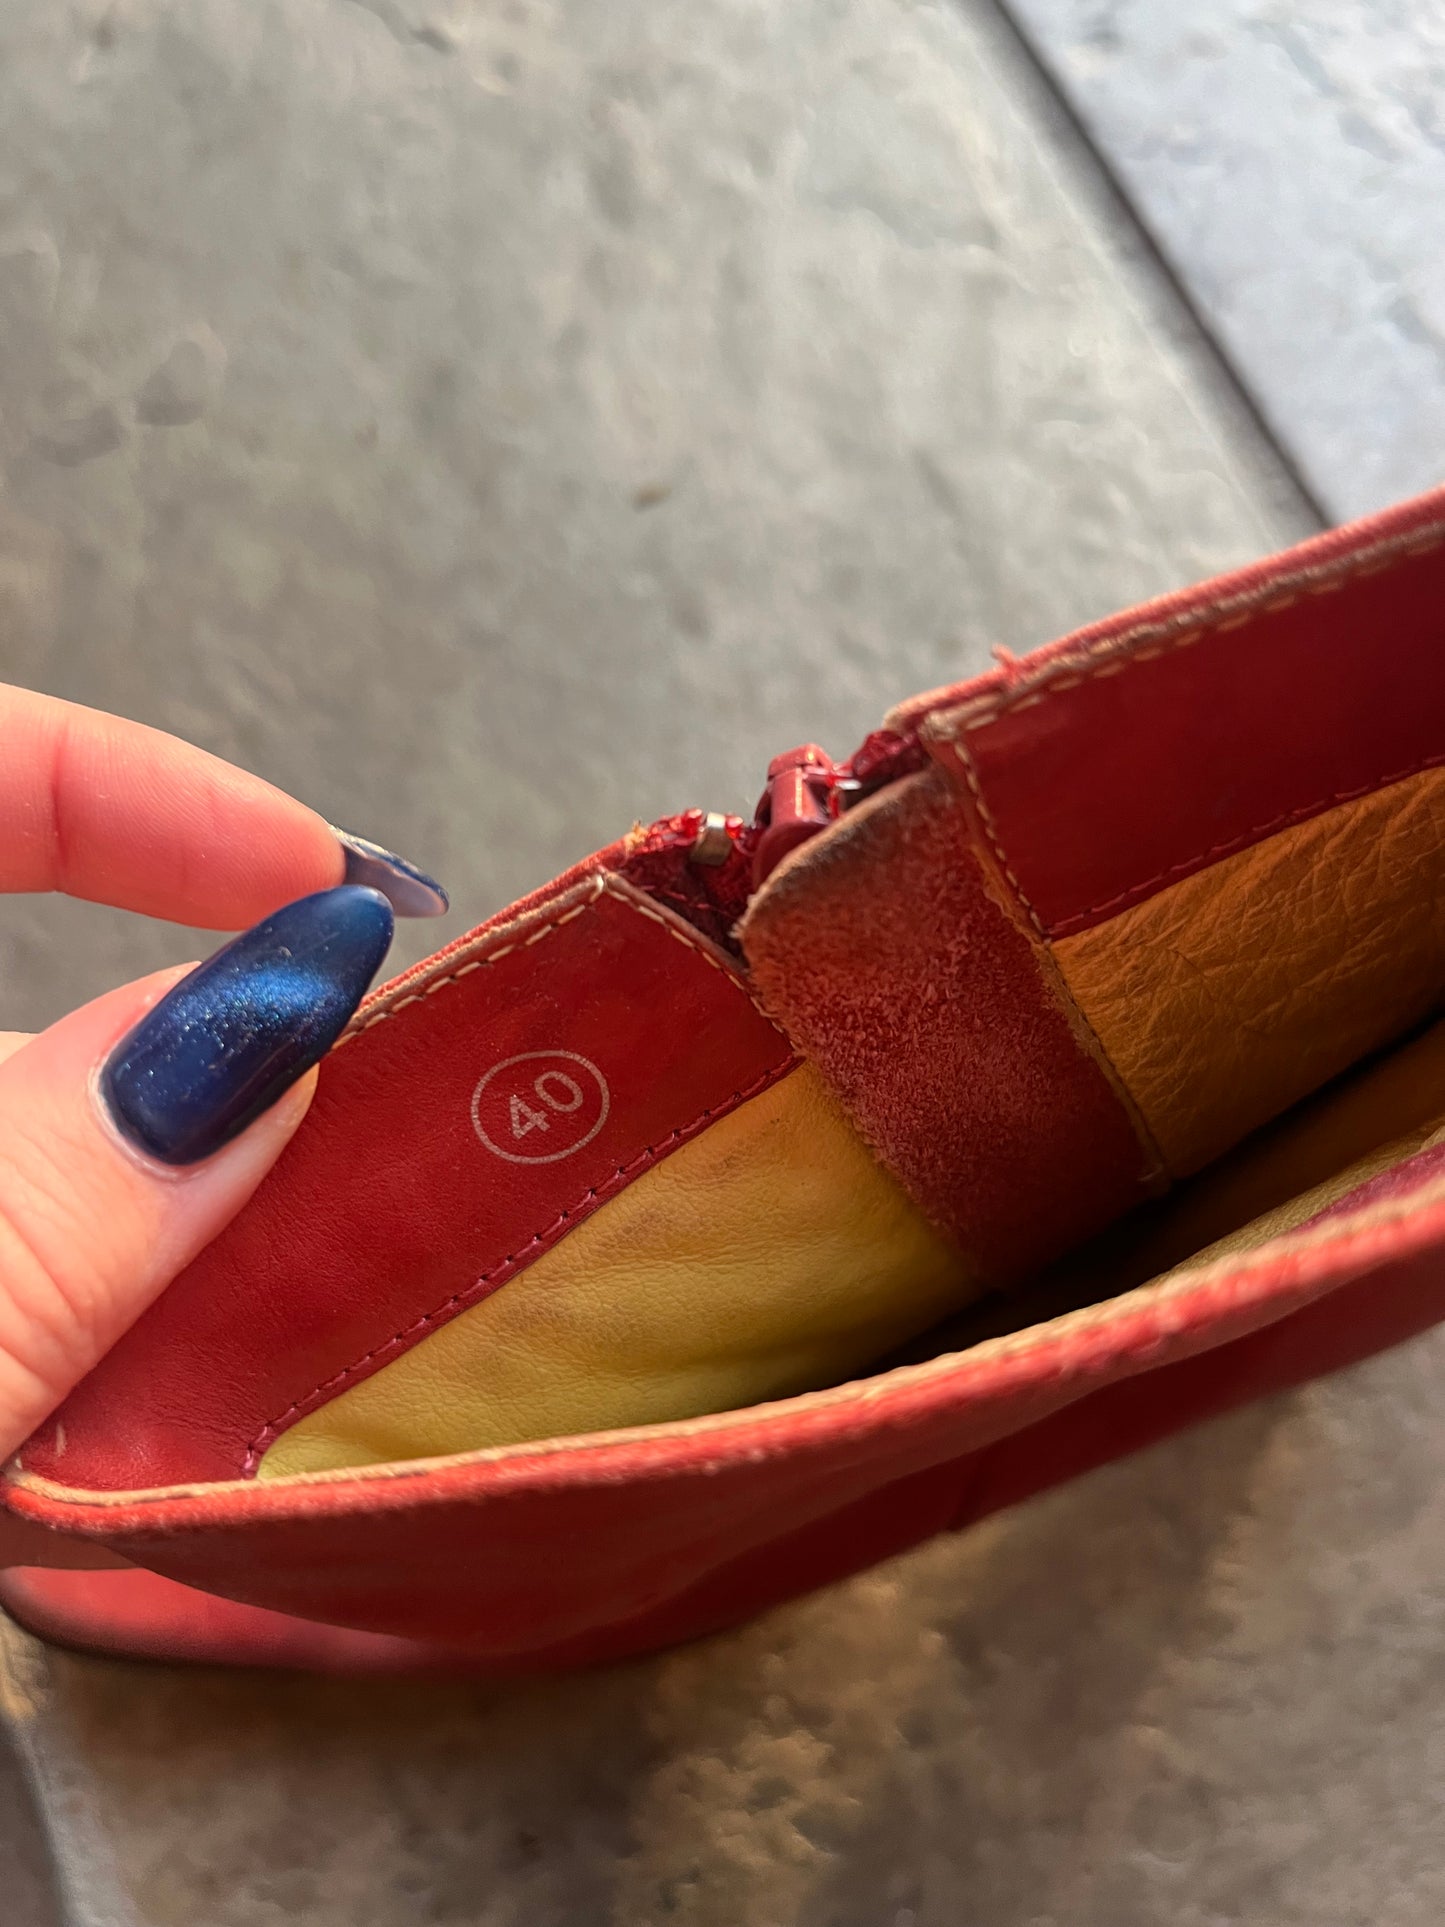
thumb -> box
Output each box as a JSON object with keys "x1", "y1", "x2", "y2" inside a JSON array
[{"x1": 0, "y1": 886, "x2": 393, "y2": 1461}]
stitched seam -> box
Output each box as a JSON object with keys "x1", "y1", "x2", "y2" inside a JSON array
[
  {"x1": 1050, "y1": 750, "x2": 1445, "y2": 936},
  {"x1": 240, "y1": 1053, "x2": 797, "y2": 1474},
  {"x1": 942, "y1": 524, "x2": 1445, "y2": 738},
  {"x1": 18, "y1": 1163, "x2": 1445, "y2": 1510},
  {"x1": 599, "y1": 876, "x2": 784, "y2": 1025},
  {"x1": 336, "y1": 878, "x2": 606, "y2": 1046},
  {"x1": 950, "y1": 735, "x2": 1047, "y2": 940},
  {"x1": 335, "y1": 871, "x2": 772, "y2": 1045},
  {"x1": 933, "y1": 522, "x2": 1445, "y2": 940},
  {"x1": 599, "y1": 876, "x2": 738, "y2": 985},
  {"x1": 948, "y1": 748, "x2": 1168, "y2": 1185},
  {"x1": 241, "y1": 872, "x2": 791, "y2": 1471}
]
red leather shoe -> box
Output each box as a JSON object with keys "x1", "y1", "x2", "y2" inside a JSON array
[{"x1": 7, "y1": 485, "x2": 1445, "y2": 1675}]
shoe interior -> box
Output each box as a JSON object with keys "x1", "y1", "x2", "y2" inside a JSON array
[
  {"x1": 260, "y1": 783, "x2": 1445, "y2": 1479},
  {"x1": 888, "y1": 1007, "x2": 1445, "y2": 1369}
]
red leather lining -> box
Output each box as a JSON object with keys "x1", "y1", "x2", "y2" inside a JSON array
[
  {"x1": 6, "y1": 1175, "x2": 1445, "y2": 1668},
  {"x1": 908, "y1": 487, "x2": 1445, "y2": 937},
  {"x1": 21, "y1": 875, "x2": 796, "y2": 1490},
  {"x1": 741, "y1": 765, "x2": 1157, "y2": 1276}
]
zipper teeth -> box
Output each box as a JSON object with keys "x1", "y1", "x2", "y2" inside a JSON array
[{"x1": 634, "y1": 727, "x2": 928, "y2": 889}]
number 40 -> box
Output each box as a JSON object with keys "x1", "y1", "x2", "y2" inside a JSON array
[{"x1": 509, "y1": 1068, "x2": 585, "y2": 1140}]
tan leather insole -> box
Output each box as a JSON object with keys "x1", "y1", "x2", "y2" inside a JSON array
[
  {"x1": 258, "y1": 1064, "x2": 976, "y2": 1477},
  {"x1": 1053, "y1": 764, "x2": 1445, "y2": 1176}
]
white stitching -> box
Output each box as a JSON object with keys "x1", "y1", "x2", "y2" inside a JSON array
[{"x1": 937, "y1": 523, "x2": 1445, "y2": 743}]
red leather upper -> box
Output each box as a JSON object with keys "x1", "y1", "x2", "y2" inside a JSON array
[
  {"x1": 903, "y1": 486, "x2": 1445, "y2": 938},
  {"x1": 8, "y1": 1148, "x2": 1445, "y2": 1668}
]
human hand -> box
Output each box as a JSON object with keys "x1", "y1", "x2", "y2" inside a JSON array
[{"x1": 0, "y1": 683, "x2": 447, "y2": 1488}]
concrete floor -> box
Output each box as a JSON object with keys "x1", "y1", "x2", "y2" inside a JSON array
[
  {"x1": 1, "y1": 0, "x2": 1440, "y2": 1922},
  {"x1": 1013, "y1": 0, "x2": 1445, "y2": 520}
]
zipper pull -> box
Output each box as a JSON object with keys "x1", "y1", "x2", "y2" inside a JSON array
[{"x1": 750, "y1": 744, "x2": 840, "y2": 888}]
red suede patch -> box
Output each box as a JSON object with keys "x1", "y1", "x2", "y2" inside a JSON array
[{"x1": 739, "y1": 766, "x2": 1155, "y2": 1276}]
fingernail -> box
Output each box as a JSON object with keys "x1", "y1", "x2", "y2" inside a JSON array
[
  {"x1": 101, "y1": 886, "x2": 395, "y2": 1166},
  {"x1": 331, "y1": 828, "x2": 449, "y2": 918}
]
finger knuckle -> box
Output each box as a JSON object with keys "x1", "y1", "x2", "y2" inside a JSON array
[{"x1": 0, "y1": 1142, "x2": 126, "y2": 1405}]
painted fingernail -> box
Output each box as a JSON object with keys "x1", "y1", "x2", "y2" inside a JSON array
[
  {"x1": 101, "y1": 886, "x2": 395, "y2": 1166},
  {"x1": 331, "y1": 828, "x2": 449, "y2": 917}
]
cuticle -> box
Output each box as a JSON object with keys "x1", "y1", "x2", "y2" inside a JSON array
[{"x1": 88, "y1": 1058, "x2": 211, "y2": 1182}]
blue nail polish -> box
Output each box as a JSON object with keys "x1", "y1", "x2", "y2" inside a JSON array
[
  {"x1": 102, "y1": 886, "x2": 395, "y2": 1166},
  {"x1": 332, "y1": 828, "x2": 449, "y2": 918}
]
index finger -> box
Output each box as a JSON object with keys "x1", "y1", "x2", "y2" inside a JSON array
[{"x1": 0, "y1": 683, "x2": 344, "y2": 928}]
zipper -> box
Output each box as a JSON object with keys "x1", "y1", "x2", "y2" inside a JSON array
[
  {"x1": 743, "y1": 727, "x2": 926, "y2": 888},
  {"x1": 619, "y1": 727, "x2": 927, "y2": 952}
]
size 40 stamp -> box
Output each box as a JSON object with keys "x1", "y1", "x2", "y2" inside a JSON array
[{"x1": 471, "y1": 1050, "x2": 611, "y2": 1165}]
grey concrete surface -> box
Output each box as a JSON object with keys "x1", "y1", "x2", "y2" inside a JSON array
[
  {"x1": 11, "y1": 1340, "x2": 1445, "y2": 1927},
  {"x1": 0, "y1": 1722, "x2": 63, "y2": 1927},
  {"x1": 1009, "y1": 0, "x2": 1445, "y2": 522},
  {"x1": 0, "y1": 0, "x2": 1299, "y2": 1034},
  {"x1": 9, "y1": 0, "x2": 1436, "y2": 1923}
]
